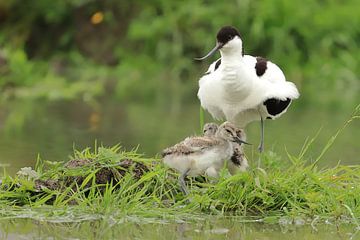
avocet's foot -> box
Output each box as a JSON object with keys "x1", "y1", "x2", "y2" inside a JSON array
[
  {"x1": 179, "y1": 169, "x2": 190, "y2": 196},
  {"x1": 258, "y1": 142, "x2": 264, "y2": 153}
]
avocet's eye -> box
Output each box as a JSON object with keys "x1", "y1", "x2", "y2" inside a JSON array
[{"x1": 226, "y1": 129, "x2": 232, "y2": 134}]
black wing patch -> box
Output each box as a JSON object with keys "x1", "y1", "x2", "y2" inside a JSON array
[
  {"x1": 215, "y1": 59, "x2": 221, "y2": 70},
  {"x1": 203, "y1": 59, "x2": 221, "y2": 76},
  {"x1": 264, "y1": 98, "x2": 291, "y2": 116},
  {"x1": 255, "y1": 57, "x2": 267, "y2": 77}
]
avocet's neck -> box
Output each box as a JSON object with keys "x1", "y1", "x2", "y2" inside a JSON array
[
  {"x1": 220, "y1": 50, "x2": 243, "y2": 65},
  {"x1": 219, "y1": 37, "x2": 244, "y2": 65}
]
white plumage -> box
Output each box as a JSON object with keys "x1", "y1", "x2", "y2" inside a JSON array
[{"x1": 196, "y1": 26, "x2": 300, "y2": 152}]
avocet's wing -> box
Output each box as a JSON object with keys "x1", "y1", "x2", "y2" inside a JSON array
[
  {"x1": 183, "y1": 136, "x2": 221, "y2": 151},
  {"x1": 162, "y1": 136, "x2": 221, "y2": 157},
  {"x1": 203, "y1": 58, "x2": 221, "y2": 76}
]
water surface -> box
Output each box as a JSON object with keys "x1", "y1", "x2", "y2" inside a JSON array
[
  {"x1": 0, "y1": 217, "x2": 358, "y2": 240},
  {"x1": 0, "y1": 100, "x2": 359, "y2": 175}
]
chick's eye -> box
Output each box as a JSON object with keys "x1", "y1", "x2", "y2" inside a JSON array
[{"x1": 226, "y1": 129, "x2": 232, "y2": 134}]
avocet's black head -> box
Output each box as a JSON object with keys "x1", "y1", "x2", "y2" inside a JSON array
[
  {"x1": 216, "y1": 26, "x2": 241, "y2": 46},
  {"x1": 195, "y1": 26, "x2": 243, "y2": 60}
]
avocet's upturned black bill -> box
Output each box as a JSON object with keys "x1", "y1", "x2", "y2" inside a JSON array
[
  {"x1": 196, "y1": 25, "x2": 300, "y2": 156},
  {"x1": 194, "y1": 42, "x2": 223, "y2": 60},
  {"x1": 195, "y1": 26, "x2": 241, "y2": 60},
  {"x1": 234, "y1": 137, "x2": 251, "y2": 146}
]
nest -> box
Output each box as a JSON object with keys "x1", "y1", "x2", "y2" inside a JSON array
[{"x1": 34, "y1": 158, "x2": 149, "y2": 192}]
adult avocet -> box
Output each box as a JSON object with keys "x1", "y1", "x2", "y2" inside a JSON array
[{"x1": 196, "y1": 26, "x2": 300, "y2": 152}]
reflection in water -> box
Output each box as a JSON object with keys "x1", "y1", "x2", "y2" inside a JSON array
[
  {"x1": 0, "y1": 217, "x2": 358, "y2": 240},
  {"x1": 0, "y1": 100, "x2": 359, "y2": 176}
]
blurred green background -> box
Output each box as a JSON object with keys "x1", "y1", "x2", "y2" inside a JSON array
[{"x1": 0, "y1": 0, "x2": 359, "y2": 174}]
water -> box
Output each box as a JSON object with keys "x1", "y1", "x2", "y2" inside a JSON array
[
  {"x1": 0, "y1": 99, "x2": 359, "y2": 175},
  {"x1": 0, "y1": 99, "x2": 359, "y2": 239},
  {"x1": 0, "y1": 217, "x2": 358, "y2": 239}
]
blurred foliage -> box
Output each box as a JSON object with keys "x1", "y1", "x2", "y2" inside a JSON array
[{"x1": 0, "y1": 0, "x2": 359, "y2": 108}]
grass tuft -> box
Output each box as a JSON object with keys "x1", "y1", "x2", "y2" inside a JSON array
[{"x1": 0, "y1": 105, "x2": 359, "y2": 223}]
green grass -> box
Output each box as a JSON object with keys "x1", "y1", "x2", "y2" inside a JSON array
[{"x1": 0, "y1": 106, "x2": 359, "y2": 224}]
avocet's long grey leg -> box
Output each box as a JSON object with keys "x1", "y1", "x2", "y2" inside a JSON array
[
  {"x1": 258, "y1": 116, "x2": 265, "y2": 153},
  {"x1": 179, "y1": 169, "x2": 190, "y2": 195}
]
